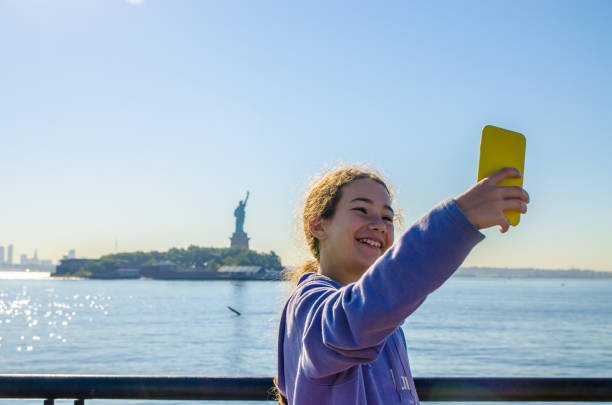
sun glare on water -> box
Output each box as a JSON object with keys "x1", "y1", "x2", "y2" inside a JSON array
[{"x1": 0, "y1": 271, "x2": 51, "y2": 280}]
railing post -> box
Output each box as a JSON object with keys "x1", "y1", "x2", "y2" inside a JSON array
[
  {"x1": 43, "y1": 400, "x2": 54, "y2": 405},
  {"x1": 74, "y1": 399, "x2": 85, "y2": 405}
]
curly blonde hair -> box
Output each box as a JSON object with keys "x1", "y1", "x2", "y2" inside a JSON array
[{"x1": 285, "y1": 165, "x2": 397, "y2": 284}]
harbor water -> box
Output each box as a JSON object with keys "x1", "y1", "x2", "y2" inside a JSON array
[{"x1": 1, "y1": 275, "x2": 611, "y2": 404}]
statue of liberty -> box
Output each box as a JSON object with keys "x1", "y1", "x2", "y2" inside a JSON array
[{"x1": 234, "y1": 191, "x2": 250, "y2": 235}]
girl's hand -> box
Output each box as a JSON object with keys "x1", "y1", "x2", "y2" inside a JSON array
[{"x1": 455, "y1": 167, "x2": 530, "y2": 233}]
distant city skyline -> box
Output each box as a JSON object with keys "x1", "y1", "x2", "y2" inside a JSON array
[
  {"x1": 0, "y1": 244, "x2": 14, "y2": 266},
  {"x1": 0, "y1": 244, "x2": 76, "y2": 267}
]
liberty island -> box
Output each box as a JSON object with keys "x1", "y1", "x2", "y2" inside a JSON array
[{"x1": 53, "y1": 191, "x2": 284, "y2": 280}]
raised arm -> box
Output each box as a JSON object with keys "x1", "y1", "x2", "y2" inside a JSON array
[
  {"x1": 288, "y1": 168, "x2": 529, "y2": 379},
  {"x1": 293, "y1": 199, "x2": 484, "y2": 379}
]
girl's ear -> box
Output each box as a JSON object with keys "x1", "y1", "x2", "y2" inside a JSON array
[{"x1": 308, "y1": 216, "x2": 327, "y2": 240}]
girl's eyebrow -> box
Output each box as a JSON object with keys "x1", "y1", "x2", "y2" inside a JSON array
[{"x1": 350, "y1": 197, "x2": 394, "y2": 215}]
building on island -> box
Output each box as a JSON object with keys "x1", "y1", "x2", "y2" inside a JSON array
[{"x1": 218, "y1": 266, "x2": 264, "y2": 278}]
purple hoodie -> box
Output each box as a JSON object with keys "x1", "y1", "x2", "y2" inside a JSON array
[{"x1": 277, "y1": 199, "x2": 485, "y2": 404}]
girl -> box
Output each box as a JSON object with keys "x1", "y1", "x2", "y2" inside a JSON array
[{"x1": 275, "y1": 165, "x2": 529, "y2": 404}]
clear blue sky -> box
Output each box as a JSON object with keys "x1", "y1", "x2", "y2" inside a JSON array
[{"x1": 1, "y1": 0, "x2": 611, "y2": 270}]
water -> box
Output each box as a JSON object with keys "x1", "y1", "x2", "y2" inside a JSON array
[{"x1": 1, "y1": 276, "x2": 611, "y2": 404}]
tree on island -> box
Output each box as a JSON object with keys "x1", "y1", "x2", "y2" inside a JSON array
[{"x1": 63, "y1": 246, "x2": 283, "y2": 277}]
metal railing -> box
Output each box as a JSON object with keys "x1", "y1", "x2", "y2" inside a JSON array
[{"x1": 1, "y1": 375, "x2": 612, "y2": 403}]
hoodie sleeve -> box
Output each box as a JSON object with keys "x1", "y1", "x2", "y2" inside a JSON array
[{"x1": 292, "y1": 199, "x2": 485, "y2": 380}]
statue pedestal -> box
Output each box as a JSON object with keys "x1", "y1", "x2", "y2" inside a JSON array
[{"x1": 230, "y1": 232, "x2": 250, "y2": 249}]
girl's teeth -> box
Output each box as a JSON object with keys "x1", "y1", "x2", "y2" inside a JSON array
[{"x1": 360, "y1": 239, "x2": 380, "y2": 248}]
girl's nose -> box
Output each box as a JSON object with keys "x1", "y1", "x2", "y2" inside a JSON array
[{"x1": 368, "y1": 217, "x2": 386, "y2": 232}]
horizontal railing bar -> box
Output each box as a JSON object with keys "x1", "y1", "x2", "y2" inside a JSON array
[
  {"x1": 0, "y1": 375, "x2": 272, "y2": 401},
  {"x1": 0, "y1": 375, "x2": 611, "y2": 401},
  {"x1": 417, "y1": 377, "x2": 612, "y2": 401}
]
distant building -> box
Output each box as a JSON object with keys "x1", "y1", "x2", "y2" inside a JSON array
[
  {"x1": 68, "y1": 249, "x2": 76, "y2": 259},
  {"x1": 7, "y1": 244, "x2": 13, "y2": 265},
  {"x1": 20, "y1": 254, "x2": 28, "y2": 265},
  {"x1": 32, "y1": 250, "x2": 39, "y2": 265},
  {"x1": 217, "y1": 265, "x2": 265, "y2": 278},
  {"x1": 115, "y1": 268, "x2": 140, "y2": 278},
  {"x1": 0, "y1": 246, "x2": 4, "y2": 264}
]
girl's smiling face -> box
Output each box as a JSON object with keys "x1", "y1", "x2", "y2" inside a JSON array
[{"x1": 314, "y1": 178, "x2": 395, "y2": 285}]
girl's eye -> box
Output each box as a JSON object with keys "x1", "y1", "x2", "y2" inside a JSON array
[
  {"x1": 383, "y1": 216, "x2": 393, "y2": 222},
  {"x1": 352, "y1": 207, "x2": 367, "y2": 214}
]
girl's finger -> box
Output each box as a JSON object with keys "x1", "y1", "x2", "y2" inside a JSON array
[
  {"x1": 503, "y1": 199, "x2": 527, "y2": 213},
  {"x1": 487, "y1": 167, "x2": 522, "y2": 185},
  {"x1": 501, "y1": 186, "x2": 530, "y2": 202},
  {"x1": 499, "y1": 217, "x2": 510, "y2": 233}
]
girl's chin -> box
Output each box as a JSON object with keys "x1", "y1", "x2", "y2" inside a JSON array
[{"x1": 355, "y1": 255, "x2": 379, "y2": 271}]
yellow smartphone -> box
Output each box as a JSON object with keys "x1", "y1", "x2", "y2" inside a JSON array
[{"x1": 477, "y1": 125, "x2": 526, "y2": 226}]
